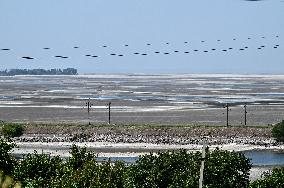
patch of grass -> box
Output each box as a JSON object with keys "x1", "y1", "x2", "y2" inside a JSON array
[
  {"x1": 272, "y1": 120, "x2": 284, "y2": 142},
  {"x1": 1, "y1": 123, "x2": 24, "y2": 138}
]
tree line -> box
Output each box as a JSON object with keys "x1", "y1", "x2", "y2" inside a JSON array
[{"x1": 0, "y1": 68, "x2": 77, "y2": 76}]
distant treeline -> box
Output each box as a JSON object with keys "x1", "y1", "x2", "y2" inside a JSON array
[{"x1": 0, "y1": 68, "x2": 78, "y2": 76}]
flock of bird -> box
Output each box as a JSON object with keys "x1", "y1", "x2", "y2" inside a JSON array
[{"x1": 0, "y1": 35, "x2": 281, "y2": 61}]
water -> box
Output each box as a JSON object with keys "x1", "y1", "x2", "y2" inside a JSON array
[
  {"x1": 242, "y1": 150, "x2": 284, "y2": 166},
  {"x1": 97, "y1": 157, "x2": 138, "y2": 164},
  {"x1": 97, "y1": 150, "x2": 284, "y2": 166}
]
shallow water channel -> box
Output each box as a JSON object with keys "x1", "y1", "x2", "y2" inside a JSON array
[{"x1": 97, "y1": 150, "x2": 284, "y2": 166}]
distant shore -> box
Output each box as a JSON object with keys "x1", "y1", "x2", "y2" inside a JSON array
[
  {"x1": 10, "y1": 124, "x2": 279, "y2": 156},
  {"x1": 8, "y1": 124, "x2": 282, "y2": 181}
]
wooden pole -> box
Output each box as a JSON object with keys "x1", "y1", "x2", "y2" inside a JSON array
[
  {"x1": 108, "y1": 102, "x2": 111, "y2": 124},
  {"x1": 244, "y1": 104, "x2": 247, "y2": 126},
  {"x1": 86, "y1": 98, "x2": 92, "y2": 125},
  {"x1": 226, "y1": 103, "x2": 229, "y2": 127},
  {"x1": 199, "y1": 143, "x2": 206, "y2": 188}
]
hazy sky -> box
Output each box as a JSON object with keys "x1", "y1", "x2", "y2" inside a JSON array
[{"x1": 0, "y1": 0, "x2": 283, "y2": 74}]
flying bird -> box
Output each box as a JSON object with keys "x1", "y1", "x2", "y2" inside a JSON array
[
  {"x1": 92, "y1": 55, "x2": 98, "y2": 57},
  {"x1": 110, "y1": 54, "x2": 116, "y2": 56},
  {"x1": 134, "y1": 52, "x2": 139, "y2": 55},
  {"x1": 239, "y1": 49, "x2": 244, "y2": 50},
  {"x1": 124, "y1": 44, "x2": 129, "y2": 47},
  {"x1": 73, "y1": 46, "x2": 79, "y2": 49},
  {"x1": 155, "y1": 52, "x2": 160, "y2": 54},
  {"x1": 164, "y1": 52, "x2": 170, "y2": 54},
  {"x1": 43, "y1": 48, "x2": 50, "y2": 50},
  {"x1": 22, "y1": 56, "x2": 34, "y2": 59},
  {"x1": 203, "y1": 50, "x2": 208, "y2": 52},
  {"x1": 194, "y1": 50, "x2": 199, "y2": 52},
  {"x1": 174, "y1": 51, "x2": 179, "y2": 52},
  {"x1": 141, "y1": 53, "x2": 147, "y2": 55},
  {"x1": 118, "y1": 54, "x2": 124, "y2": 56},
  {"x1": 147, "y1": 43, "x2": 151, "y2": 46},
  {"x1": 55, "y1": 55, "x2": 63, "y2": 58},
  {"x1": 222, "y1": 50, "x2": 227, "y2": 52},
  {"x1": 85, "y1": 55, "x2": 91, "y2": 57},
  {"x1": 211, "y1": 49, "x2": 216, "y2": 51},
  {"x1": 1, "y1": 48, "x2": 10, "y2": 51},
  {"x1": 184, "y1": 51, "x2": 189, "y2": 53},
  {"x1": 102, "y1": 46, "x2": 107, "y2": 48},
  {"x1": 228, "y1": 48, "x2": 233, "y2": 50}
]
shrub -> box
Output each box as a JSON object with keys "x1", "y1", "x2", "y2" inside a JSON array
[
  {"x1": 0, "y1": 145, "x2": 253, "y2": 187},
  {"x1": 1, "y1": 123, "x2": 24, "y2": 138},
  {"x1": 125, "y1": 148, "x2": 251, "y2": 188},
  {"x1": 67, "y1": 144, "x2": 97, "y2": 170},
  {"x1": 250, "y1": 167, "x2": 284, "y2": 188},
  {"x1": 12, "y1": 152, "x2": 63, "y2": 187},
  {"x1": 272, "y1": 120, "x2": 284, "y2": 142},
  {"x1": 0, "y1": 138, "x2": 17, "y2": 175}
]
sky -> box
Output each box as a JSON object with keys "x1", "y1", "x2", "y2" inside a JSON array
[{"x1": 0, "y1": 0, "x2": 283, "y2": 74}]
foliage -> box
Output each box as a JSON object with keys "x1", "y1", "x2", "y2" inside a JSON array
[
  {"x1": 0, "y1": 68, "x2": 77, "y2": 76},
  {"x1": 0, "y1": 138, "x2": 16, "y2": 175},
  {"x1": 12, "y1": 152, "x2": 63, "y2": 187},
  {"x1": 67, "y1": 144, "x2": 97, "y2": 170},
  {"x1": 249, "y1": 167, "x2": 284, "y2": 188},
  {"x1": 272, "y1": 120, "x2": 284, "y2": 142},
  {"x1": 125, "y1": 148, "x2": 251, "y2": 188},
  {"x1": 50, "y1": 160, "x2": 126, "y2": 188},
  {"x1": 0, "y1": 139, "x2": 256, "y2": 188},
  {"x1": 1, "y1": 123, "x2": 24, "y2": 138},
  {"x1": 204, "y1": 148, "x2": 251, "y2": 188}
]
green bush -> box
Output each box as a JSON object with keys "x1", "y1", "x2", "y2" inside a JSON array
[
  {"x1": 1, "y1": 123, "x2": 24, "y2": 138},
  {"x1": 272, "y1": 120, "x2": 284, "y2": 142},
  {"x1": 0, "y1": 138, "x2": 17, "y2": 175},
  {"x1": 67, "y1": 144, "x2": 97, "y2": 170},
  {"x1": 250, "y1": 167, "x2": 284, "y2": 188},
  {"x1": 13, "y1": 152, "x2": 63, "y2": 187},
  {"x1": 0, "y1": 143, "x2": 256, "y2": 187},
  {"x1": 125, "y1": 148, "x2": 251, "y2": 188}
]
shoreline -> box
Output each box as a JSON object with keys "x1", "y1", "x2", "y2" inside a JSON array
[
  {"x1": 6, "y1": 124, "x2": 283, "y2": 182},
  {"x1": 8, "y1": 124, "x2": 279, "y2": 157},
  {"x1": 12, "y1": 139, "x2": 283, "y2": 182},
  {"x1": 13, "y1": 141, "x2": 284, "y2": 158}
]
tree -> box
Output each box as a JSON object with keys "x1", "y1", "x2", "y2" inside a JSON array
[
  {"x1": 125, "y1": 148, "x2": 251, "y2": 188},
  {"x1": 272, "y1": 120, "x2": 284, "y2": 142},
  {"x1": 0, "y1": 138, "x2": 17, "y2": 175},
  {"x1": 250, "y1": 167, "x2": 284, "y2": 188}
]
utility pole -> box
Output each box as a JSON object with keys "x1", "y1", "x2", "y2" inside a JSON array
[
  {"x1": 226, "y1": 103, "x2": 229, "y2": 127},
  {"x1": 107, "y1": 102, "x2": 111, "y2": 124},
  {"x1": 244, "y1": 104, "x2": 247, "y2": 126},
  {"x1": 199, "y1": 143, "x2": 206, "y2": 188},
  {"x1": 86, "y1": 98, "x2": 93, "y2": 125}
]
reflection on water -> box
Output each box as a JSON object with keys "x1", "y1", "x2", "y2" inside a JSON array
[
  {"x1": 97, "y1": 150, "x2": 284, "y2": 166},
  {"x1": 242, "y1": 150, "x2": 284, "y2": 166}
]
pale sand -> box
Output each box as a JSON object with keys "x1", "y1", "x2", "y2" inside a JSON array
[{"x1": 13, "y1": 141, "x2": 284, "y2": 158}]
